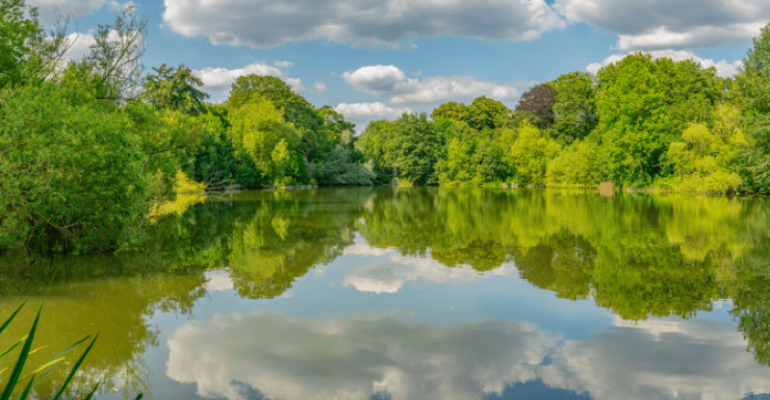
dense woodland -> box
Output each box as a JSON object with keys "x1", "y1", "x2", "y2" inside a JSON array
[{"x1": 2, "y1": 0, "x2": 770, "y2": 254}]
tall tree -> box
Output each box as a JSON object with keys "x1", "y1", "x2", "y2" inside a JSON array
[
  {"x1": 227, "y1": 75, "x2": 326, "y2": 161},
  {"x1": 142, "y1": 63, "x2": 209, "y2": 115},
  {"x1": 595, "y1": 52, "x2": 672, "y2": 185},
  {"x1": 84, "y1": 6, "x2": 148, "y2": 101},
  {"x1": 548, "y1": 71, "x2": 597, "y2": 145},
  {"x1": 737, "y1": 23, "x2": 770, "y2": 193},
  {"x1": 393, "y1": 113, "x2": 443, "y2": 185},
  {"x1": 515, "y1": 83, "x2": 557, "y2": 129},
  {"x1": 467, "y1": 96, "x2": 511, "y2": 132}
]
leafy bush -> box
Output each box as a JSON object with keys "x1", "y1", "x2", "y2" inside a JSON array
[
  {"x1": 510, "y1": 121, "x2": 561, "y2": 185},
  {"x1": 656, "y1": 123, "x2": 744, "y2": 193},
  {"x1": 309, "y1": 146, "x2": 375, "y2": 186},
  {"x1": 546, "y1": 140, "x2": 603, "y2": 187},
  {"x1": 0, "y1": 85, "x2": 149, "y2": 254}
]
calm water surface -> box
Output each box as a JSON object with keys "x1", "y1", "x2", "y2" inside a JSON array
[{"x1": 1, "y1": 187, "x2": 769, "y2": 400}]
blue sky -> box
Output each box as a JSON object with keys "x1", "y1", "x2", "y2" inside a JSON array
[{"x1": 30, "y1": 0, "x2": 765, "y2": 130}]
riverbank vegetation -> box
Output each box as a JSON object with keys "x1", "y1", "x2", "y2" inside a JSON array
[
  {"x1": 0, "y1": 1, "x2": 373, "y2": 254},
  {"x1": 2, "y1": 0, "x2": 770, "y2": 254},
  {"x1": 360, "y1": 27, "x2": 770, "y2": 193}
]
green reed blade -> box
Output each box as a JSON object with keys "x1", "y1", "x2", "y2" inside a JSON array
[
  {"x1": 0, "y1": 303, "x2": 25, "y2": 336},
  {"x1": 18, "y1": 357, "x2": 63, "y2": 381},
  {"x1": 46, "y1": 335, "x2": 91, "y2": 361},
  {"x1": 82, "y1": 380, "x2": 101, "y2": 400},
  {"x1": 0, "y1": 337, "x2": 26, "y2": 361},
  {"x1": 0, "y1": 306, "x2": 41, "y2": 400},
  {"x1": 15, "y1": 374, "x2": 33, "y2": 400},
  {"x1": 51, "y1": 334, "x2": 98, "y2": 400}
]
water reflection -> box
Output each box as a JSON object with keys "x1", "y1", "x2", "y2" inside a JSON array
[
  {"x1": 1, "y1": 187, "x2": 770, "y2": 399},
  {"x1": 165, "y1": 310, "x2": 769, "y2": 400},
  {"x1": 167, "y1": 312, "x2": 560, "y2": 400}
]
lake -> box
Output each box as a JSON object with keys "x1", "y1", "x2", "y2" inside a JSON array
[{"x1": 1, "y1": 187, "x2": 769, "y2": 400}]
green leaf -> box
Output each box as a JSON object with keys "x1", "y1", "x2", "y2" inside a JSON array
[
  {"x1": 0, "y1": 306, "x2": 41, "y2": 400},
  {"x1": 0, "y1": 303, "x2": 25, "y2": 336},
  {"x1": 82, "y1": 380, "x2": 101, "y2": 400},
  {"x1": 51, "y1": 334, "x2": 98, "y2": 400},
  {"x1": 0, "y1": 336, "x2": 27, "y2": 361},
  {"x1": 15, "y1": 374, "x2": 33, "y2": 400}
]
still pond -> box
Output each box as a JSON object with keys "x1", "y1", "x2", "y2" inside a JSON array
[{"x1": 1, "y1": 187, "x2": 769, "y2": 400}]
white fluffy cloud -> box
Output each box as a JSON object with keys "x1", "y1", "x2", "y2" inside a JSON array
[
  {"x1": 586, "y1": 50, "x2": 744, "y2": 78},
  {"x1": 334, "y1": 102, "x2": 412, "y2": 122},
  {"x1": 313, "y1": 81, "x2": 327, "y2": 92},
  {"x1": 61, "y1": 32, "x2": 97, "y2": 61},
  {"x1": 190, "y1": 62, "x2": 305, "y2": 101},
  {"x1": 555, "y1": 0, "x2": 770, "y2": 50},
  {"x1": 162, "y1": 0, "x2": 566, "y2": 48},
  {"x1": 342, "y1": 65, "x2": 520, "y2": 105}
]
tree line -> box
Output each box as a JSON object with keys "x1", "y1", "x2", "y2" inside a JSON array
[
  {"x1": 0, "y1": 1, "x2": 378, "y2": 254},
  {"x1": 359, "y1": 25, "x2": 770, "y2": 194},
  {"x1": 1, "y1": 0, "x2": 770, "y2": 254}
]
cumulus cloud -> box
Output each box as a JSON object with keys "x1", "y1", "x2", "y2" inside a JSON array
[
  {"x1": 28, "y1": 0, "x2": 106, "y2": 22},
  {"x1": 167, "y1": 312, "x2": 559, "y2": 400},
  {"x1": 542, "y1": 316, "x2": 770, "y2": 400},
  {"x1": 342, "y1": 244, "x2": 518, "y2": 294},
  {"x1": 334, "y1": 102, "x2": 412, "y2": 122},
  {"x1": 190, "y1": 62, "x2": 305, "y2": 101},
  {"x1": 555, "y1": 0, "x2": 770, "y2": 50},
  {"x1": 586, "y1": 50, "x2": 743, "y2": 78},
  {"x1": 61, "y1": 32, "x2": 97, "y2": 61},
  {"x1": 162, "y1": 0, "x2": 566, "y2": 48},
  {"x1": 313, "y1": 81, "x2": 327, "y2": 92},
  {"x1": 342, "y1": 65, "x2": 520, "y2": 104}
]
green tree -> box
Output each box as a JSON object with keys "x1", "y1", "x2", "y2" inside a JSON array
[
  {"x1": 393, "y1": 113, "x2": 443, "y2": 185},
  {"x1": 309, "y1": 146, "x2": 375, "y2": 186},
  {"x1": 548, "y1": 71, "x2": 597, "y2": 145},
  {"x1": 431, "y1": 101, "x2": 469, "y2": 123},
  {"x1": 229, "y1": 96, "x2": 301, "y2": 183},
  {"x1": 515, "y1": 83, "x2": 557, "y2": 129},
  {"x1": 658, "y1": 122, "x2": 744, "y2": 193},
  {"x1": 546, "y1": 139, "x2": 602, "y2": 187},
  {"x1": 0, "y1": 0, "x2": 39, "y2": 87},
  {"x1": 467, "y1": 96, "x2": 512, "y2": 132},
  {"x1": 736, "y1": 23, "x2": 770, "y2": 193},
  {"x1": 141, "y1": 63, "x2": 210, "y2": 115},
  {"x1": 82, "y1": 6, "x2": 148, "y2": 101},
  {"x1": 227, "y1": 75, "x2": 327, "y2": 161},
  {"x1": 0, "y1": 84, "x2": 149, "y2": 253},
  {"x1": 510, "y1": 121, "x2": 560, "y2": 185},
  {"x1": 595, "y1": 53, "x2": 672, "y2": 186}
]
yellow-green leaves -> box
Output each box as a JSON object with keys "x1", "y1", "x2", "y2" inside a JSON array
[
  {"x1": 510, "y1": 121, "x2": 560, "y2": 185},
  {"x1": 657, "y1": 122, "x2": 743, "y2": 193},
  {"x1": 230, "y1": 97, "x2": 300, "y2": 181}
]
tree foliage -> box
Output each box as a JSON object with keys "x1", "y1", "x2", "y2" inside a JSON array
[
  {"x1": 0, "y1": 84, "x2": 149, "y2": 253},
  {"x1": 515, "y1": 83, "x2": 557, "y2": 129}
]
